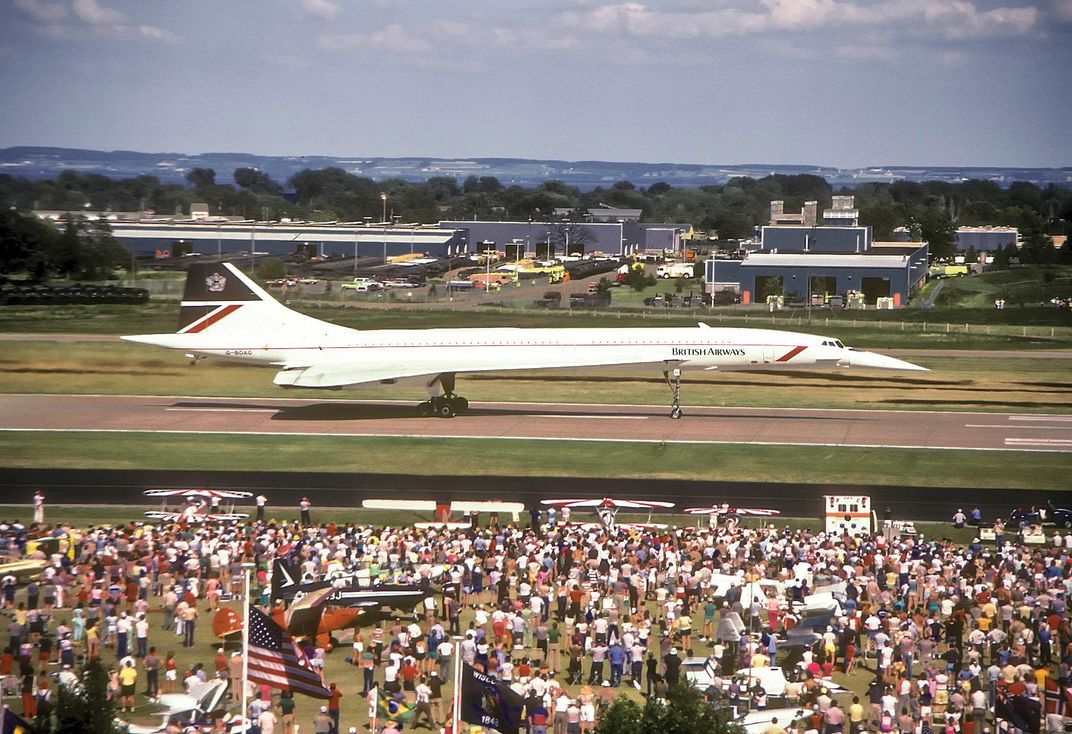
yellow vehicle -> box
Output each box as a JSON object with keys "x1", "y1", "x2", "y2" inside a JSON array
[
  {"x1": 25, "y1": 532, "x2": 79, "y2": 560},
  {"x1": 928, "y1": 264, "x2": 969, "y2": 278}
]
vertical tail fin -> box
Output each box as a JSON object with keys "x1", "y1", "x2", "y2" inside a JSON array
[
  {"x1": 178, "y1": 262, "x2": 278, "y2": 333},
  {"x1": 271, "y1": 556, "x2": 302, "y2": 602}
]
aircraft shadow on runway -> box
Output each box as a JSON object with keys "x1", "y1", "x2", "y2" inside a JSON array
[
  {"x1": 268, "y1": 402, "x2": 664, "y2": 421},
  {"x1": 167, "y1": 401, "x2": 869, "y2": 423}
]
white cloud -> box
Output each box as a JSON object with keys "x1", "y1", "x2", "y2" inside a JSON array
[
  {"x1": 301, "y1": 0, "x2": 340, "y2": 19},
  {"x1": 15, "y1": 0, "x2": 178, "y2": 43},
  {"x1": 559, "y1": 0, "x2": 1041, "y2": 41},
  {"x1": 71, "y1": 0, "x2": 125, "y2": 25},
  {"x1": 14, "y1": 0, "x2": 67, "y2": 22},
  {"x1": 319, "y1": 24, "x2": 432, "y2": 52}
]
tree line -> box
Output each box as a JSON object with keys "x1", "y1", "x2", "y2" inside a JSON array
[
  {"x1": 0, "y1": 209, "x2": 128, "y2": 281},
  {"x1": 1, "y1": 167, "x2": 1070, "y2": 278}
]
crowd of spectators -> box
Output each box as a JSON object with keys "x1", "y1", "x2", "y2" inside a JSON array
[{"x1": 1, "y1": 504, "x2": 1070, "y2": 734}]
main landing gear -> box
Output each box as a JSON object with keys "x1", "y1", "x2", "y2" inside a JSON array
[
  {"x1": 417, "y1": 395, "x2": 469, "y2": 418},
  {"x1": 663, "y1": 367, "x2": 683, "y2": 419},
  {"x1": 418, "y1": 372, "x2": 469, "y2": 418}
]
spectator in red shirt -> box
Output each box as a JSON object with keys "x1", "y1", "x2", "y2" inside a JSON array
[
  {"x1": 399, "y1": 658, "x2": 419, "y2": 700},
  {"x1": 327, "y1": 682, "x2": 342, "y2": 732}
]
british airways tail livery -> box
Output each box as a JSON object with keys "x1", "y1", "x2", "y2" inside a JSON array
[{"x1": 122, "y1": 262, "x2": 926, "y2": 418}]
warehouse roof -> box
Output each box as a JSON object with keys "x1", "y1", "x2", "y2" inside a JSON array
[{"x1": 743, "y1": 253, "x2": 913, "y2": 268}]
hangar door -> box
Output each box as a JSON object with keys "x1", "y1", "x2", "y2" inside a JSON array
[
  {"x1": 809, "y1": 276, "x2": 837, "y2": 303},
  {"x1": 860, "y1": 276, "x2": 891, "y2": 303},
  {"x1": 754, "y1": 275, "x2": 783, "y2": 303},
  {"x1": 504, "y1": 243, "x2": 524, "y2": 261}
]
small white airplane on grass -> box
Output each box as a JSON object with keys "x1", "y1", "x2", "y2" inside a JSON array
[
  {"x1": 541, "y1": 497, "x2": 675, "y2": 531},
  {"x1": 143, "y1": 488, "x2": 252, "y2": 523},
  {"x1": 684, "y1": 503, "x2": 782, "y2": 528},
  {"x1": 122, "y1": 262, "x2": 927, "y2": 419},
  {"x1": 361, "y1": 498, "x2": 527, "y2": 529}
]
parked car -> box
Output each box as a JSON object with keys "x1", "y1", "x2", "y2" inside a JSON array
[
  {"x1": 1008, "y1": 501, "x2": 1072, "y2": 528},
  {"x1": 119, "y1": 679, "x2": 229, "y2": 734},
  {"x1": 683, "y1": 663, "x2": 843, "y2": 701},
  {"x1": 341, "y1": 278, "x2": 381, "y2": 292}
]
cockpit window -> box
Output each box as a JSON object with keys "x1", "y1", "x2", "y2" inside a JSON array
[{"x1": 835, "y1": 340, "x2": 845, "y2": 348}]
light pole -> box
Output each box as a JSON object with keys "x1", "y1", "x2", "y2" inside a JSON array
[
  {"x1": 240, "y1": 561, "x2": 256, "y2": 732},
  {"x1": 381, "y1": 193, "x2": 389, "y2": 265}
]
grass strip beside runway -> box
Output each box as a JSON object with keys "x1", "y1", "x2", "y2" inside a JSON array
[{"x1": 0, "y1": 431, "x2": 1066, "y2": 489}]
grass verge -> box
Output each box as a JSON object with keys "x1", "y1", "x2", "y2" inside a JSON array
[{"x1": 0, "y1": 431, "x2": 1067, "y2": 489}]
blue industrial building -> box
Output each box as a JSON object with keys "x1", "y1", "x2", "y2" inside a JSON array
[
  {"x1": 707, "y1": 197, "x2": 929, "y2": 307},
  {"x1": 438, "y1": 220, "x2": 693, "y2": 257},
  {"x1": 57, "y1": 219, "x2": 469, "y2": 259},
  {"x1": 954, "y1": 227, "x2": 1018, "y2": 252}
]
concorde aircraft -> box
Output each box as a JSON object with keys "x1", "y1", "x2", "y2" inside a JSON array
[{"x1": 122, "y1": 262, "x2": 926, "y2": 419}]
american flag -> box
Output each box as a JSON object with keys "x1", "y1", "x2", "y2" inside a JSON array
[{"x1": 246, "y1": 607, "x2": 330, "y2": 699}]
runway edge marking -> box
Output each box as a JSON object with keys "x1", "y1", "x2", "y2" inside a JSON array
[{"x1": 0, "y1": 427, "x2": 1068, "y2": 452}]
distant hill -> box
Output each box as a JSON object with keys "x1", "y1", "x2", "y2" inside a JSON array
[{"x1": 1, "y1": 146, "x2": 1068, "y2": 191}]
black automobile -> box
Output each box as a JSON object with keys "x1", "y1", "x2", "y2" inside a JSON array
[{"x1": 1007, "y1": 501, "x2": 1072, "y2": 528}]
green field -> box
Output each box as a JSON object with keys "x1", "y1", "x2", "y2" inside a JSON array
[
  {"x1": 0, "y1": 431, "x2": 1067, "y2": 489},
  {"x1": 0, "y1": 505, "x2": 981, "y2": 545}
]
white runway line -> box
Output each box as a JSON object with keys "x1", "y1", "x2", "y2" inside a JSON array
[
  {"x1": 164, "y1": 407, "x2": 279, "y2": 413},
  {"x1": 1008, "y1": 416, "x2": 1072, "y2": 422},
  {"x1": 528, "y1": 415, "x2": 649, "y2": 420},
  {"x1": 1, "y1": 427, "x2": 1061, "y2": 452},
  {"x1": 1004, "y1": 437, "x2": 1072, "y2": 447},
  {"x1": 965, "y1": 424, "x2": 1072, "y2": 430}
]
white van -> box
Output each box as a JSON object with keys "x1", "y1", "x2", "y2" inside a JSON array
[{"x1": 656, "y1": 262, "x2": 695, "y2": 279}]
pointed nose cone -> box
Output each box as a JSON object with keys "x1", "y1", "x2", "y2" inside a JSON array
[{"x1": 844, "y1": 350, "x2": 928, "y2": 371}]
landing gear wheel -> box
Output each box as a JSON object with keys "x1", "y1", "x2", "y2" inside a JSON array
[
  {"x1": 417, "y1": 401, "x2": 433, "y2": 417},
  {"x1": 450, "y1": 396, "x2": 469, "y2": 414},
  {"x1": 670, "y1": 407, "x2": 683, "y2": 419},
  {"x1": 436, "y1": 400, "x2": 456, "y2": 418}
]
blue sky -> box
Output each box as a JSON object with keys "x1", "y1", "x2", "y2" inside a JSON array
[{"x1": 1, "y1": 0, "x2": 1069, "y2": 168}]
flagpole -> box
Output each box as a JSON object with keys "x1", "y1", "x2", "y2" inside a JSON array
[
  {"x1": 452, "y1": 640, "x2": 462, "y2": 733},
  {"x1": 241, "y1": 564, "x2": 252, "y2": 731}
]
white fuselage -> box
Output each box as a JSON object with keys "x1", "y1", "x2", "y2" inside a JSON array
[
  {"x1": 163, "y1": 325, "x2": 848, "y2": 385},
  {"x1": 123, "y1": 262, "x2": 925, "y2": 394}
]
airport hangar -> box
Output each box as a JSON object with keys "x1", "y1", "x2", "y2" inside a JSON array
[
  {"x1": 39, "y1": 207, "x2": 693, "y2": 260},
  {"x1": 705, "y1": 197, "x2": 930, "y2": 307}
]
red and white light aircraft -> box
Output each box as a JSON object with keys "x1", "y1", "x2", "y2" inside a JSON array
[
  {"x1": 541, "y1": 497, "x2": 676, "y2": 531},
  {"x1": 684, "y1": 503, "x2": 782, "y2": 528},
  {"x1": 124, "y1": 262, "x2": 927, "y2": 419},
  {"x1": 143, "y1": 488, "x2": 252, "y2": 523},
  {"x1": 361, "y1": 498, "x2": 527, "y2": 529}
]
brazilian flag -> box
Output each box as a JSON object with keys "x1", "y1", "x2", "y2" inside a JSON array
[{"x1": 378, "y1": 694, "x2": 415, "y2": 724}]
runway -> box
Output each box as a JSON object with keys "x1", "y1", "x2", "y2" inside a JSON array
[{"x1": 1, "y1": 393, "x2": 1071, "y2": 452}]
